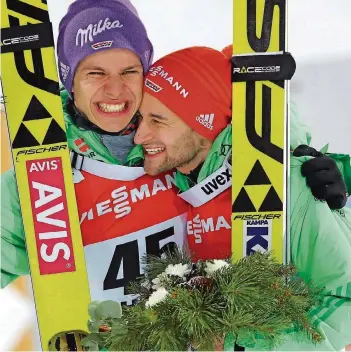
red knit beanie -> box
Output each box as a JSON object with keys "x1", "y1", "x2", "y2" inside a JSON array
[{"x1": 143, "y1": 45, "x2": 232, "y2": 141}]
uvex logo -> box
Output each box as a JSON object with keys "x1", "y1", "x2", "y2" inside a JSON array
[{"x1": 201, "y1": 168, "x2": 231, "y2": 195}]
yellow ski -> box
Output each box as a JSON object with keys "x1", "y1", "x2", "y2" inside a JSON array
[
  {"x1": 232, "y1": 0, "x2": 294, "y2": 264},
  {"x1": 1, "y1": 0, "x2": 90, "y2": 349}
]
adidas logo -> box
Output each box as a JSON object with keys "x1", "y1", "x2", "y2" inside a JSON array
[
  {"x1": 60, "y1": 62, "x2": 70, "y2": 82},
  {"x1": 196, "y1": 113, "x2": 214, "y2": 130}
]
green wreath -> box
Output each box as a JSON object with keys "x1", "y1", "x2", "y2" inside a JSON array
[{"x1": 81, "y1": 251, "x2": 324, "y2": 351}]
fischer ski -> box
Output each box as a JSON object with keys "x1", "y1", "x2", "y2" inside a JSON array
[
  {"x1": 1, "y1": 0, "x2": 90, "y2": 349},
  {"x1": 231, "y1": 0, "x2": 295, "y2": 264}
]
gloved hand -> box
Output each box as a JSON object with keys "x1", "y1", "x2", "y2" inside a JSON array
[{"x1": 293, "y1": 145, "x2": 347, "y2": 210}]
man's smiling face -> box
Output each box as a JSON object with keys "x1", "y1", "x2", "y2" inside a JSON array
[
  {"x1": 134, "y1": 93, "x2": 211, "y2": 175},
  {"x1": 72, "y1": 48, "x2": 143, "y2": 132}
]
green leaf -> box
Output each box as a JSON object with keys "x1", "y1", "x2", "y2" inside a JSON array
[
  {"x1": 95, "y1": 300, "x2": 122, "y2": 320},
  {"x1": 83, "y1": 332, "x2": 104, "y2": 343},
  {"x1": 81, "y1": 333, "x2": 104, "y2": 351},
  {"x1": 320, "y1": 144, "x2": 329, "y2": 154},
  {"x1": 88, "y1": 300, "x2": 102, "y2": 320},
  {"x1": 88, "y1": 319, "x2": 104, "y2": 333},
  {"x1": 83, "y1": 340, "x2": 99, "y2": 351}
]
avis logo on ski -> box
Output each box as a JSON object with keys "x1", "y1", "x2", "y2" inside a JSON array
[{"x1": 27, "y1": 158, "x2": 75, "y2": 274}]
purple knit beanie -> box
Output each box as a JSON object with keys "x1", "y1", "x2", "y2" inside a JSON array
[{"x1": 57, "y1": 0, "x2": 154, "y2": 95}]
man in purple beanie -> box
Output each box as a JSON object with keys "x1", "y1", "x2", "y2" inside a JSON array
[
  {"x1": 1, "y1": 0, "x2": 188, "y2": 307},
  {"x1": 57, "y1": 0, "x2": 153, "y2": 140}
]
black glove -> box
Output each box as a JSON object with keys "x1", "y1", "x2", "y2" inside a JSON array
[{"x1": 293, "y1": 145, "x2": 347, "y2": 210}]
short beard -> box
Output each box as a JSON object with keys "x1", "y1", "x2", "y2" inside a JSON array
[{"x1": 144, "y1": 129, "x2": 202, "y2": 175}]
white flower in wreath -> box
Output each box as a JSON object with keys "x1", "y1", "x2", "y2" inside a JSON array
[
  {"x1": 152, "y1": 277, "x2": 162, "y2": 290},
  {"x1": 152, "y1": 272, "x2": 168, "y2": 290},
  {"x1": 165, "y1": 263, "x2": 191, "y2": 278},
  {"x1": 145, "y1": 288, "x2": 169, "y2": 308},
  {"x1": 205, "y1": 260, "x2": 230, "y2": 276}
]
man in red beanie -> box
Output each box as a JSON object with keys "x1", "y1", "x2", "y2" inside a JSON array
[
  {"x1": 134, "y1": 45, "x2": 351, "y2": 350},
  {"x1": 135, "y1": 45, "x2": 348, "y2": 259},
  {"x1": 135, "y1": 46, "x2": 232, "y2": 260}
]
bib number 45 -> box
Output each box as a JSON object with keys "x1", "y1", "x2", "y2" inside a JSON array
[
  {"x1": 84, "y1": 216, "x2": 186, "y2": 305},
  {"x1": 104, "y1": 227, "x2": 176, "y2": 291}
]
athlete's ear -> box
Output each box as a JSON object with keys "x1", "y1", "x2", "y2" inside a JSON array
[{"x1": 199, "y1": 135, "x2": 213, "y2": 149}]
